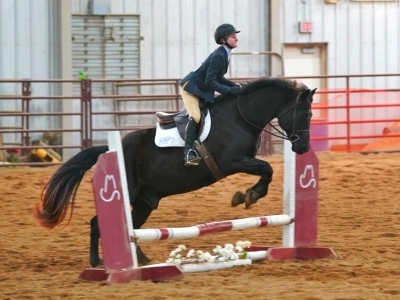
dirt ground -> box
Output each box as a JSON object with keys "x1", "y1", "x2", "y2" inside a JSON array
[{"x1": 1, "y1": 151, "x2": 400, "y2": 300}]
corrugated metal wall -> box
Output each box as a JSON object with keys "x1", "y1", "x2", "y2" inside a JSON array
[
  {"x1": 0, "y1": 0, "x2": 62, "y2": 143},
  {"x1": 280, "y1": 0, "x2": 400, "y2": 146},
  {"x1": 72, "y1": 14, "x2": 141, "y2": 81},
  {"x1": 71, "y1": 14, "x2": 142, "y2": 137},
  {"x1": 71, "y1": 0, "x2": 271, "y2": 79},
  {"x1": 3, "y1": 0, "x2": 397, "y2": 85},
  {"x1": 281, "y1": 0, "x2": 400, "y2": 89},
  {"x1": 0, "y1": 0, "x2": 55, "y2": 79}
]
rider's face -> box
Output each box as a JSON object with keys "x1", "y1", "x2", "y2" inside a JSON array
[{"x1": 226, "y1": 33, "x2": 238, "y2": 48}]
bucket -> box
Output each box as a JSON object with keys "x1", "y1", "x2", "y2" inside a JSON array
[{"x1": 383, "y1": 121, "x2": 400, "y2": 135}]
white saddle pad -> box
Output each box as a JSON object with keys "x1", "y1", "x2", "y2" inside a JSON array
[{"x1": 154, "y1": 113, "x2": 211, "y2": 147}]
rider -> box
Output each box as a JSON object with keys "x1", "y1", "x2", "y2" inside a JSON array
[{"x1": 179, "y1": 23, "x2": 242, "y2": 167}]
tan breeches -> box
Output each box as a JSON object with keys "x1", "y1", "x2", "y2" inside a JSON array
[{"x1": 180, "y1": 81, "x2": 201, "y2": 123}]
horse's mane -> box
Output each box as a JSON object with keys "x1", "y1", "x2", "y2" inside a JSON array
[
  {"x1": 214, "y1": 78, "x2": 308, "y2": 102},
  {"x1": 240, "y1": 78, "x2": 308, "y2": 95}
]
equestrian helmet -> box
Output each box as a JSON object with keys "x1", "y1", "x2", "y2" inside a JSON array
[{"x1": 214, "y1": 24, "x2": 240, "y2": 44}]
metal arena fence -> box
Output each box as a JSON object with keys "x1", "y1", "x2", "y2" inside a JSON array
[{"x1": 1, "y1": 74, "x2": 400, "y2": 166}]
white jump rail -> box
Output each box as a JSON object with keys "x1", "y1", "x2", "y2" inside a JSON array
[{"x1": 133, "y1": 215, "x2": 292, "y2": 241}]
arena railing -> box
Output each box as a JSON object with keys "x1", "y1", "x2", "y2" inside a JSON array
[
  {"x1": 0, "y1": 79, "x2": 88, "y2": 166},
  {"x1": 1, "y1": 74, "x2": 400, "y2": 166}
]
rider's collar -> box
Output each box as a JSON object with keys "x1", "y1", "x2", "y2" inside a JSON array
[{"x1": 222, "y1": 45, "x2": 232, "y2": 58}]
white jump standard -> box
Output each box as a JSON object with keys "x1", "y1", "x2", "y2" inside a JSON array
[{"x1": 79, "y1": 132, "x2": 336, "y2": 284}]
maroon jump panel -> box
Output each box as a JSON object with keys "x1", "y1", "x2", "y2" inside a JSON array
[
  {"x1": 92, "y1": 151, "x2": 134, "y2": 273},
  {"x1": 295, "y1": 147, "x2": 319, "y2": 246}
]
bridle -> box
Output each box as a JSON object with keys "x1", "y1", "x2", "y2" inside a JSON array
[{"x1": 236, "y1": 93, "x2": 310, "y2": 143}]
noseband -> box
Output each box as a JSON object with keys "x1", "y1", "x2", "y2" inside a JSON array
[{"x1": 236, "y1": 93, "x2": 310, "y2": 143}]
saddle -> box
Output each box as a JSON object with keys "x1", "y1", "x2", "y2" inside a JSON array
[
  {"x1": 154, "y1": 103, "x2": 224, "y2": 180},
  {"x1": 155, "y1": 102, "x2": 208, "y2": 140}
]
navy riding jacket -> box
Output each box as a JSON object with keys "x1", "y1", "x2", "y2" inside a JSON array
[{"x1": 179, "y1": 46, "x2": 237, "y2": 103}]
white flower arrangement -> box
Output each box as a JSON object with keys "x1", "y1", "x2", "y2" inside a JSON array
[{"x1": 166, "y1": 240, "x2": 252, "y2": 266}]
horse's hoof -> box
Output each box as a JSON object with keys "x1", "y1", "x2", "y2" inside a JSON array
[
  {"x1": 136, "y1": 245, "x2": 152, "y2": 266},
  {"x1": 231, "y1": 191, "x2": 245, "y2": 207},
  {"x1": 244, "y1": 191, "x2": 258, "y2": 209},
  {"x1": 138, "y1": 256, "x2": 152, "y2": 266},
  {"x1": 245, "y1": 198, "x2": 253, "y2": 209},
  {"x1": 90, "y1": 258, "x2": 104, "y2": 268}
]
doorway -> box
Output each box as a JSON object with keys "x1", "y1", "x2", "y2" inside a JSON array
[
  {"x1": 283, "y1": 43, "x2": 328, "y2": 151},
  {"x1": 283, "y1": 43, "x2": 327, "y2": 119}
]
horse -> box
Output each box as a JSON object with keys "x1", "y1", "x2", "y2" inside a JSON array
[{"x1": 35, "y1": 77, "x2": 316, "y2": 267}]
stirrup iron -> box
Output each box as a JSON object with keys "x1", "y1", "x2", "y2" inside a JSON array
[{"x1": 184, "y1": 149, "x2": 201, "y2": 166}]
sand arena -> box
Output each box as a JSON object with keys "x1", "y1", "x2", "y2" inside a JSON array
[{"x1": 1, "y1": 152, "x2": 400, "y2": 299}]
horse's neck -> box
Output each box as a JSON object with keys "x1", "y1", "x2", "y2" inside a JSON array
[
  {"x1": 242, "y1": 88, "x2": 288, "y2": 127},
  {"x1": 211, "y1": 88, "x2": 290, "y2": 129}
]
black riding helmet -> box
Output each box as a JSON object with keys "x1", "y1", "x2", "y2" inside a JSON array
[{"x1": 214, "y1": 24, "x2": 240, "y2": 44}]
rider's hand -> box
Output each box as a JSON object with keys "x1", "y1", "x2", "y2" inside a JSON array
[{"x1": 229, "y1": 85, "x2": 241, "y2": 96}]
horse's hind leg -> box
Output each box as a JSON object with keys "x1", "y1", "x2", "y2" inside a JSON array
[
  {"x1": 89, "y1": 215, "x2": 103, "y2": 267},
  {"x1": 230, "y1": 158, "x2": 273, "y2": 209},
  {"x1": 88, "y1": 185, "x2": 156, "y2": 267},
  {"x1": 132, "y1": 199, "x2": 155, "y2": 265},
  {"x1": 89, "y1": 201, "x2": 154, "y2": 267}
]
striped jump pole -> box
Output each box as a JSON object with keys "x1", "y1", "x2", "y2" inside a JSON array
[
  {"x1": 132, "y1": 215, "x2": 292, "y2": 241},
  {"x1": 79, "y1": 132, "x2": 336, "y2": 283}
]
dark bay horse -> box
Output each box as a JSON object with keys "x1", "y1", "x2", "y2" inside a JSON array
[{"x1": 35, "y1": 78, "x2": 315, "y2": 267}]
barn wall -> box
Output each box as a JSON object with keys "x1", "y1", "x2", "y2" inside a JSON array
[
  {"x1": 0, "y1": 0, "x2": 62, "y2": 143},
  {"x1": 281, "y1": 0, "x2": 400, "y2": 147},
  {"x1": 69, "y1": 0, "x2": 271, "y2": 142},
  {"x1": 71, "y1": 0, "x2": 271, "y2": 79},
  {"x1": 0, "y1": 0, "x2": 270, "y2": 145},
  {"x1": 1, "y1": 0, "x2": 399, "y2": 149},
  {"x1": 281, "y1": 0, "x2": 400, "y2": 89}
]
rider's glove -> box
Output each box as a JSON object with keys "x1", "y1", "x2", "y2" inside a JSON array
[{"x1": 229, "y1": 85, "x2": 241, "y2": 96}]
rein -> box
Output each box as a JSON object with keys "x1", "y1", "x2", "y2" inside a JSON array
[{"x1": 236, "y1": 93, "x2": 309, "y2": 142}]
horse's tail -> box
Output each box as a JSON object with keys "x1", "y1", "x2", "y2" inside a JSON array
[{"x1": 34, "y1": 145, "x2": 108, "y2": 229}]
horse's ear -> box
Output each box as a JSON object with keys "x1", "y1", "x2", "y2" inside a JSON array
[
  {"x1": 311, "y1": 88, "x2": 317, "y2": 96},
  {"x1": 299, "y1": 89, "x2": 311, "y2": 100}
]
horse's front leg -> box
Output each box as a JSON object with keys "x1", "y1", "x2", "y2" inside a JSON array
[{"x1": 230, "y1": 158, "x2": 273, "y2": 209}]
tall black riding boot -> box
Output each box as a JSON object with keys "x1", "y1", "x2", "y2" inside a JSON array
[{"x1": 183, "y1": 117, "x2": 201, "y2": 166}]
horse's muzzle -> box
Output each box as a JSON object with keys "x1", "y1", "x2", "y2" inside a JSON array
[
  {"x1": 292, "y1": 142, "x2": 310, "y2": 154},
  {"x1": 290, "y1": 130, "x2": 310, "y2": 154}
]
